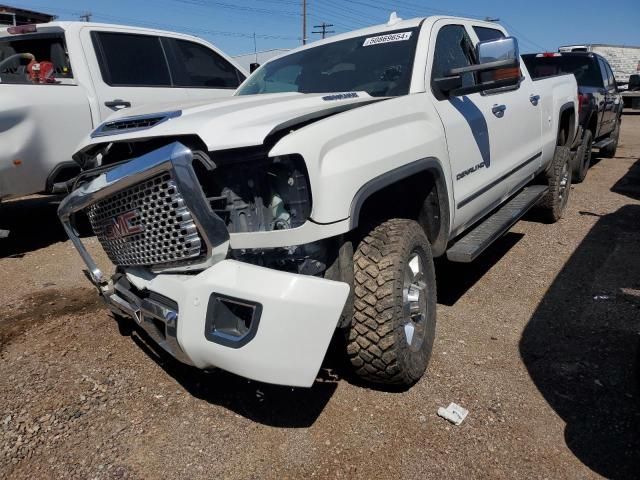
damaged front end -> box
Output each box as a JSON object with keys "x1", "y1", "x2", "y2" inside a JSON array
[{"x1": 58, "y1": 140, "x2": 350, "y2": 387}]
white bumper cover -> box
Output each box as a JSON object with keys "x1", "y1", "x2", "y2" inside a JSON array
[{"x1": 122, "y1": 260, "x2": 349, "y2": 388}]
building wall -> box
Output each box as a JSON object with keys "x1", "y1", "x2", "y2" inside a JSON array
[{"x1": 592, "y1": 46, "x2": 640, "y2": 84}]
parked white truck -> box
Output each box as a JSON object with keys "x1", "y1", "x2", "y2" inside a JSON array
[
  {"x1": 0, "y1": 21, "x2": 246, "y2": 204},
  {"x1": 59, "y1": 16, "x2": 578, "y2": 388}
]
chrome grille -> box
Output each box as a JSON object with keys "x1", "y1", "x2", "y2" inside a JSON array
[{"x1": 87, "y1": 173, "x2": 203, "y2": 267}]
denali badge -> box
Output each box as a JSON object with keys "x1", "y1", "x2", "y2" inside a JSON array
[{"x1": 104, "y1": 210, "x2": 144, "y2": 240}]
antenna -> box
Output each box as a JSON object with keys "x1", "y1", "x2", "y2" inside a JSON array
[
  {"x1": 302, "y1": 0, "x2": 307, "y2": 45},
  {"x1": 79, "y1": 11, "x2": 92, "y2": 22},
  {"x1": 312, "y1": 22, "x2": 335, "y2": 40},
  {"x1": 387, "y1": 11, "x2": 402, "y2": 26},
  {"x1": 252, "y1": 33, "x2": 258, "y2": 62}
]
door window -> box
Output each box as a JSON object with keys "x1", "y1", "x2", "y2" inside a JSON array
[
  {"x1": 604, "y1": 62, "x2": 617, "y2": 90},
  {"x1": 431, "y1": 25, "x2": 476, "y2": 90},
  {"x1": 169, "y1": 39, "x2": 244, "y2": 88},
  {"x1": 0, "y1": 33, "x2": 73, "y2": 83},
  {"x1": 597, "y1": 57, "x2": 610, "y2": 89},
  {"x1": 93, "y1": 32, "x2": 171, "y2": 87}
]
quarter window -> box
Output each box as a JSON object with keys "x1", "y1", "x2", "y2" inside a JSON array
[
  {"x1": 93, "y1": 32, "x2": 171, "y2": 87},
  {"x1": 432, "y1": 25, "x2": 476, "y2": 89}
]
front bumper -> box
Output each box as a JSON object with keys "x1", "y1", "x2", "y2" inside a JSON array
[
  {"x1": 58, "y1": 141, "x2": 349, "y2": 387},
  {"x1": 109, "y1": 261, "x2": 349, "y2": 387}
]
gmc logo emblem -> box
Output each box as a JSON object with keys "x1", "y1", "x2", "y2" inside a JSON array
[{"x1": 104, "y1": 210, "x2": 144, "y2": 240}]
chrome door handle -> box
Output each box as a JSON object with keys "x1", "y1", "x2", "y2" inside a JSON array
[
  {"x1": 492, "y1": 104, "x2": 507, "y2": 117},
  {"x1": 530, "y1": 94, "x2": 541, "y2": 106}
]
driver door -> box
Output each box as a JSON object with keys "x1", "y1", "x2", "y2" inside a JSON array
[{"x1": 428, "y1": 22, "x2": 507, "y2": 231}]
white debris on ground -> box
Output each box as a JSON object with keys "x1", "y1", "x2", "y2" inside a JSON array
[
  {"x1": 437, "y1": 403, "x2": 469, "y2": 426},
  {"x1": 593, "y1": 295, "x2": 611, "y2": 300}
]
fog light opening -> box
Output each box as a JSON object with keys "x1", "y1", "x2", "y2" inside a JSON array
[{"x1": 205, "y1": 294, "x2": 262, "y2": 348}]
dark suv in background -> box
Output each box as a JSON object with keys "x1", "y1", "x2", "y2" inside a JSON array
[{"x1": 523, "y1": 52, "x2": 623, "y2": 182}]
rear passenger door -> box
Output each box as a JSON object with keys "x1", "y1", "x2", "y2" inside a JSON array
[
  {"x1": 85, "y1": 30, "x2": 189, "y2": 120},
  {"x1": 468, "y1": 24, "x2": 543, "y2": 195},
  {"x1": 598, "y1": 57, "x2": 617, "y2": 136}
]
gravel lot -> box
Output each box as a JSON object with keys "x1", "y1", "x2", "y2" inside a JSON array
[{"x1": 1, "y1": 113, "x2": 639, "y2": 479}]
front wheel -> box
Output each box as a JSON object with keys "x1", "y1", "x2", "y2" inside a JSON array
[{"x1": 346, "y1": 219, "x2": 437, "y2": 386}]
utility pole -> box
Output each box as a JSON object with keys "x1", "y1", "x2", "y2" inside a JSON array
[
  {"x1": 302, "y1": 0, "x2": 307, "y2": 45},
  {"x1": 79, "y1": 11, "x2": 92, "y2": 22},
  {"x1": 312, "y1": 22, "x2": 335, "y2": 40}
]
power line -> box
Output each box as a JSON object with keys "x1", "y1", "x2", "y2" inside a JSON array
[
  {"x1": 9, "y1": 1, "x2": 299, "y2": 40},
  {"x1": 312, "y1": 22, "x2": 335, "y2": 39},
  {"x1": 322, "y1": 0, "x2": 385, "y2": 24},
  {"x1": 172, "y1": 0, "x2": 301, "y2": 17}
]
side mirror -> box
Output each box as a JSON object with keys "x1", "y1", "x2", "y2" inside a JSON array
[
  {"x1": 249, "y1": 62, "x2": 260, "y2": 73},
  {"x1": 434, "y1": 37, "x2": 522, "y2": 97}
]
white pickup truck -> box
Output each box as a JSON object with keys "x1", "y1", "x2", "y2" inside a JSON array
[
  {"x1": 59, "y1": 15, "x2": 578, "y2": 388},
  {"x1": 0, "y1": 21, "x2": 246, "y2": 203}
]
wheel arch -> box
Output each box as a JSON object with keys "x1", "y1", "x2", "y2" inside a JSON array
[
  {"x1": 348, "y1": 157, "x2": 451, "y2": 257},
  {"x1": 558, "y1": 102, "x2": 576, "y2": 146}
]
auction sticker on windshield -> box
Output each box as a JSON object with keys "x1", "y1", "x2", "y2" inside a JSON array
[{"x1": 363, "y1": 32, "x2": 412, "y2": 47}]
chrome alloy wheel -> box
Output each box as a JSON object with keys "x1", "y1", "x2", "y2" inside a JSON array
[
  {"x1": 559, "y1": 161, "x2": 570, "y2": 205},
  {"x1": 402, "y1": 250, "x2": 428, "y2": 350}
]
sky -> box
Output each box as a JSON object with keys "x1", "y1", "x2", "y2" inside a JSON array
[{"x1": 6, "y1": 0, "x2": 640, "y2": 56}]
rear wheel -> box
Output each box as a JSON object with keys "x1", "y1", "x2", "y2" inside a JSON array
[
  {"x1": 601, "y1": 117, "x2": 621, "y2": 158},
  {"x1": 538, "y1": 146, "x2": 572, "y2": 223},
  {"x1": 573, "y1": 129, "x2": 593, "y2": 183},
  {"x1": 346, "y1": 219, "x2": 436, "y2": 386}
]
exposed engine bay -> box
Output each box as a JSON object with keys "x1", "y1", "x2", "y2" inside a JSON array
[
  {"x1": 74, "y1": 137, "x2": 328, "y2": 275},
  {"x1": 192, "y1": 149, "x2": 311, "y2": 234}
]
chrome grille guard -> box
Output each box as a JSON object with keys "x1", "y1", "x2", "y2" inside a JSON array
[{"x1": 58, "y1": 142, "x2": 230, "y2": 286}]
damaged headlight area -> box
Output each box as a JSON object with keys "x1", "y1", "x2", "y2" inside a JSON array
[
  {"x1": 192, "y1": 149, "x2": 312, "y2": 234},
  {"x1": 230, "y1": 241, "x2": 329, "y2": 276}
]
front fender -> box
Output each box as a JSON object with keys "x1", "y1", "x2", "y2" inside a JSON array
[{"x1": 269, "y1": 94, "x2": 454, "y2": 230}]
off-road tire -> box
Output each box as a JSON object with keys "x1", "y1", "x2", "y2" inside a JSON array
[
  {"x1": 538, "y1": 145, "x2": 572, "y2": 223},
  {"x1": 346, "y1": 219, "x2": 436, "y2": 386},
  {"x1": 600, "y1": 117, "x2": 621, "y2": 158},
  {"x1": 573, "y1": 129, "x2": 593, "y2": 183}
]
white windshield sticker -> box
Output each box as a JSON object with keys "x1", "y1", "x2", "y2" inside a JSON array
[{"x1": 363, "y1": 31, "x2": 412, "y2": 47}]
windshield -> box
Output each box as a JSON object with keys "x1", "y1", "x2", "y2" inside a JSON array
[
  {"x1": 237, "y1": 28, "x2": 420, "y2": 97},
  {"x1": 522, "y1": 55, "x2": 602, "y2": 88},
  {"x1": 0, "y1": 33, "x2": 73, "y2": 85}
]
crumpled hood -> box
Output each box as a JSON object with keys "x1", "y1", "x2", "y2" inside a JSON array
[{"x1": 85, "y1": 92, "x2": 384, "y2": 151}]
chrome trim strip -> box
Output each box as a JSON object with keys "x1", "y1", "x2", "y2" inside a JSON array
[
  {"x1": 91, "y1": 110, "x2": 182, "y2": 138},
  {"x1": 58, "y1": 142, "x2": 230, "y2": 285},
  {"x1": 103, "y1": 279, "x2": 193, "y2": 366}
]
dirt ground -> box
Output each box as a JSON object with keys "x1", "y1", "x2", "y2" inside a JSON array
[{"x1": 1, "y1": 113, "x2": 639, "y2": 480}]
